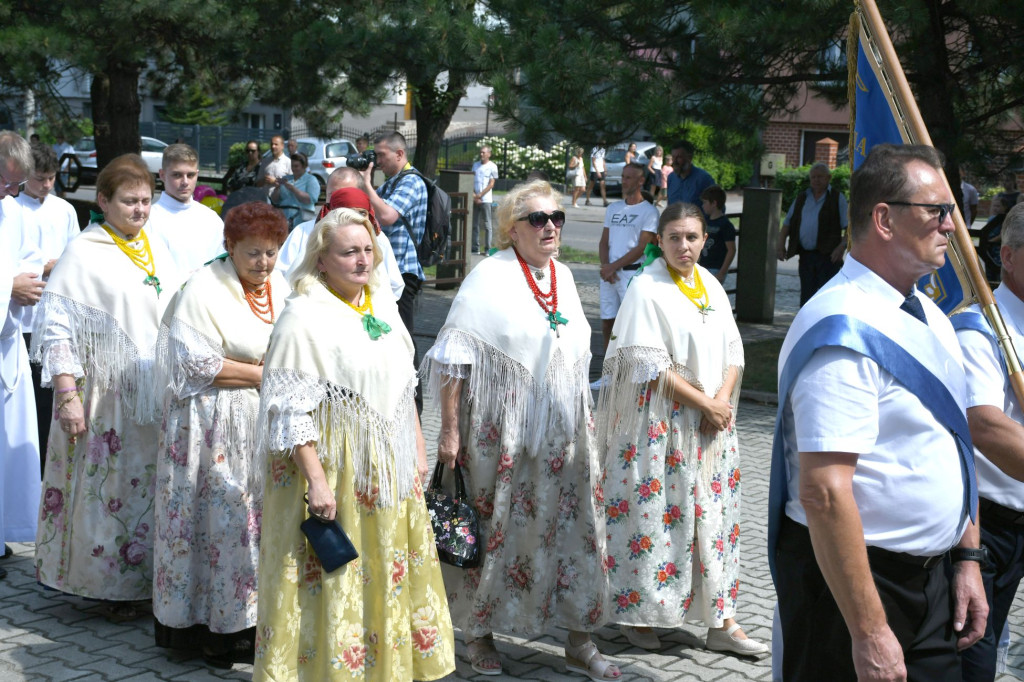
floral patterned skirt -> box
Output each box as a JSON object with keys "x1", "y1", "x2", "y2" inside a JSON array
[
  {"x1": 443, "y1": 406, "x2": 609, "y2": 638},
  {"x1": 153, "y1": 391, "x2": 261, "y2": 635},
  {"x1": 35, "y1": 380, "x2": 159, "y2": 601},
  {"x1": 253, "y1": 445, "x2": 454, "y2": 681},
  {"x1": 603, "y1": 398, "x2": 742, "y2": 628}
]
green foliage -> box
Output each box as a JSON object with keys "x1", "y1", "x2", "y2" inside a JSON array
[
  {"x1": 775, "y1": 164, "x2": 851, "y2": 209},
  {"x1": 162, "y1": 85, "x2": 231, "y2": 126},
  {"x1": 227, "y1": 141, "x2": 269, "y2": 168},
  {"x1": 981, "y1": 186, "x2": 1007, "y2": 200},
  {"x1": 658, "y1": 121, "x2": 760, "y2": 190},
  {"x1": 30, "y1": 117, "x2": 92, "y2": 145}
]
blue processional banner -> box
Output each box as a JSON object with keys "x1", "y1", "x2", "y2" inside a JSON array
[{"x1": 851, "y1": 22, "x2": 965, "y2": 313}]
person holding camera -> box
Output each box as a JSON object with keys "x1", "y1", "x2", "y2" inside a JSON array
[{"x1": 357, "y1": 132, "x2": 427, "y2": 409}]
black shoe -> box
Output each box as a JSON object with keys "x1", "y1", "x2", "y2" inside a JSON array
[
  {"x1": 0, "y1": 567, "x2": 7, "y2": 579},
  {"x1": 2, "y1": 544, "x2": 12, "y2": 559}
]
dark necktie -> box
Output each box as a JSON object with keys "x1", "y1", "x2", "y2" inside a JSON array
[{"x1": 900, "y1": 294, "x2": 927, "y2": 324}]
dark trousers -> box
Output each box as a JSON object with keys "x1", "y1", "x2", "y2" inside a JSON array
[
  {"x1": 961, "y1": 499, "x2": 1024, "y2": 681},
  {"x1": 24, "y1": 333, "x2": 50, "y2": 477},
  {"x1": 775, "y1": 517, "x2": 960, "y2": 682},
  {"x1": 398, "y1": 273, "x2": 423, "y2": 413},
  {"x1": 798, "y1": 250, "x2": 842, "y2": 306}
]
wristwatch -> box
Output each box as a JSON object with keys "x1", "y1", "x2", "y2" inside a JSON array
[{"x1": 950, "y1": 546, "x2": 990, "y2": 566}]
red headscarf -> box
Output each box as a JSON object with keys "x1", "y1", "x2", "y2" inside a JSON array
[{"x1": 317, "y1": 187, "x2": 380, "y2": 234}]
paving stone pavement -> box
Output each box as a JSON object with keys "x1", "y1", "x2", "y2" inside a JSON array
[{"x1": 2, "y1": 256, "x2": 1023, "y2": 680}]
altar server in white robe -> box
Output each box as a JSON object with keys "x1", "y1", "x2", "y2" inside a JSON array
[
  {"x1": 16, "y1": 142, "x2": 80, "y2": 468},
  {"x1": 147, "y1": 144, "x2": 224, "y2": 276},
  {"x1": 0, "y1": 131, "x2": 43, "y2": 574}
]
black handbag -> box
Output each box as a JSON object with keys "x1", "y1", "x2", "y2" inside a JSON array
[
  {"x1": 300, "y1": 494, "x2": 358, "y2": 573},
  {"x1": 425, "y1": 462, "x2": 481, "y2": 568}
]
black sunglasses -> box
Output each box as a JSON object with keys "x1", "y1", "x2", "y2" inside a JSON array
[
  {"x1": 885, "y1": 201, "x2": 956, "y2": 224},
  {"x1": 246, "y1": 148, "x2": 259, "y2": 153},
  {"x1": 516, "y1": 210, "x2": 565, "y2": 229}
]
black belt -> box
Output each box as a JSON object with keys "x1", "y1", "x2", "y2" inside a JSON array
[
  {"x1": 866, "y1": 545, "x2": 946, "y2": 570},
  {"x1": 622, "y1": 264, "x2": 641, "y2": 271},
  {"x1": 980, "y1": 497, "x2": 1024, "y2": 526}
]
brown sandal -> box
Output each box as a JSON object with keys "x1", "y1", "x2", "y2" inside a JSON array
[{"x1": 466, "y1": 634, "x2": 502, "y2": 676}]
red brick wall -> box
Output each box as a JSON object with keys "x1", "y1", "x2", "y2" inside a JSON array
[{"x1": 763, "y1": 122, "x2": 849, "y2": 168}]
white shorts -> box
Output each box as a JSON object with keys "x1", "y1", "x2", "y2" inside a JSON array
[{"x1": 600, "y1": 268, "x2": 640, "y2": 319}]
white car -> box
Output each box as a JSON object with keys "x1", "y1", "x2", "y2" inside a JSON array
[
  {"x1": 291, "y1": 137, "x2": 358, "y2": 198},
  {"x1": 75, "y1": 136, "x2": 169, "y2": 181}
]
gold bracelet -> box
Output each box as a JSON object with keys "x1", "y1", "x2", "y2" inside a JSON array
[{"x1": 56, "y1": 392, "x2": 79, "y2": 412}]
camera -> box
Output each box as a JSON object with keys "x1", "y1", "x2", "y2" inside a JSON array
[{"x1": 346, "y1": 150, "x2": 376, "y2": 171}]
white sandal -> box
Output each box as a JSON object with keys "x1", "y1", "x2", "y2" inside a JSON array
[
  {"x1": 705, "y1": 623, "x2": 769, "y2": 656},
  {"x1": 565, "y1": 639, "x2": 620, "y2": 681}
]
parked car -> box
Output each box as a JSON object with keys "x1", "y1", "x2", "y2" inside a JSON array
[
  {"x1": 75, "y1": 136, "x2": 169, "y2": 182},
  {"x1": 604, "y1": 141, "x2": 658, "y2": 194},
  {"x1": 292, "y1": 137, "x2": 358, "y2": 199}
]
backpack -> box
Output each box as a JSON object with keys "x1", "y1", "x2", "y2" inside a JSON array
[{"x1": 395, "y1": 168, "x2": 451, "y2": 267}]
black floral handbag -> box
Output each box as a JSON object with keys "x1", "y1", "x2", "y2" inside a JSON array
[{"x1": 425, "y1": 462, "x2": 481, "y2": 568}]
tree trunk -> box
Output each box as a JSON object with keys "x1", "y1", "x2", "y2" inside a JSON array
[
  {"x1": 912, "y1": 0, "x2": 964, "y2": 207},
  {"x1": 410, "y1": 71, "x2": 468, "y2": 178},
  {"x1": 91, "y1": 61, "x2": 142, "y2": 173},
  {"x1": 23, "y1": 89, "x2": 36, "y2": 138}
]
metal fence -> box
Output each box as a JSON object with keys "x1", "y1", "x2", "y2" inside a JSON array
[{"x1": 140, "y1": 119, "x2": 507, "y2": 177}]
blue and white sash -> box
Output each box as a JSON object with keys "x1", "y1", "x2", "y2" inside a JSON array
[{"x1": 767, "y1": 288, "x2": 977, "y2": 584}]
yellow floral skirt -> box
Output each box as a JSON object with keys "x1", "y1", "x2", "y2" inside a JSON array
[{"x1": 253, "y1": 446, "x2": 455, "y2": 681}]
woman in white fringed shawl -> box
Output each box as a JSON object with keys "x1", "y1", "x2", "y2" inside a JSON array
[
  {"x1": 153, "y1": 201, "x2": 289, "y2": 667},
  {"x1": 31, "y1": 154, "x2": 183, "y2": 620},
  {"x1": 253, "y1": 208, "x2": 454, "y2": 681},
  {"x1": 596, "y1": 202, "x2": 767, "y2": 656},
  {"x1": 422, "y1": 180, "x2": 619, "y2": 681}
]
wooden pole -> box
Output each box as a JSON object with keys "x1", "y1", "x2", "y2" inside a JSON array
[{"x1": 859, "y1": 0, "x2": 1024, "y2": 405}]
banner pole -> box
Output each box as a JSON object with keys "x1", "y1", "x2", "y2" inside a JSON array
[{"x1": 859, "y1": 0, "x2": 1024, "y2": 402}]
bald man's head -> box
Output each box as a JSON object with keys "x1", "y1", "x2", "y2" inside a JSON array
[{"x1": 327, "y1": 166, "x2": 365, "y2": 195}]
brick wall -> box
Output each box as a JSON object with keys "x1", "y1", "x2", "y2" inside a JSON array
[
  {"x1": 762, "y1": 122, "x2": 801, "y2": 169},
  {"x1": 763, "y1": 122, "x2": 849, "y2": 168}
]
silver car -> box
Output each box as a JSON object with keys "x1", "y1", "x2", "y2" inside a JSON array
[
  {"x1": 604, "y1": 141, "x2": 657, "y2": 194},
  {"x1": 292, "y1": 137, "x2": 358, "y2": 198}
]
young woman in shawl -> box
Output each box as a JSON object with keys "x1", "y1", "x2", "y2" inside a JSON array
[
  {"x1": 31, "y1": 154, "x2": 183, "y2": 620},
  {"x1": 153, "y1": 201, "x2": 290, "y2": 667},
  {"x1": 422, "y1": 180, "x2": 619, "y2": 681},
  {"x1": 253, "y1": 207, "x2": 454, "y2": 681},
  {"x1": 596, "y1": 202, "x2": 767, "y2": 655}
]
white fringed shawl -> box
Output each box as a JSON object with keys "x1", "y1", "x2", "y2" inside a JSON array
[
  {"x1": 258, "y1": 281, "x2": 418, "y2": 506},
  {"x1": 30, "y1": 223, "x2": 182, "y2": 423},
  {"x1": 159, "y1": 256, "x2": 290, "y2": 458},
  {"x1": 597, "y1": 259, "x2": 744, "y2": 479},
  {"x1": 421, "y1": 248, "x2": 592, "y2": 457}
]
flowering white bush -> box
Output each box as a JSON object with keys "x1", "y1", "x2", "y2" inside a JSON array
[{"x1": 480, "y1": 136, "x2": 571, "y2": 179}]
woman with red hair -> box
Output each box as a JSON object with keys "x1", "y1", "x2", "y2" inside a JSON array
[{"x1": 153, "y1": 201, "x2": 290, "y2": 668}]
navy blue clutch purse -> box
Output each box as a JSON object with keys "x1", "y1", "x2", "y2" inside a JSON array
[{"x1": 300, "y1": 494, "x2": 358, "y2": 573}]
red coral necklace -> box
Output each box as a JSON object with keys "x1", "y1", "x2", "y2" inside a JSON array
[
  {"x1": 514, "y1": 248, "x2": 568, "y2": 336},
  {"x1": 242, "y1": 279, "x2": 274, "y2": 324}
]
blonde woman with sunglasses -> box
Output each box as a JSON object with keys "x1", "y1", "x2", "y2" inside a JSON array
[{"x1": 422, "y1": 180, "x2": 619, "y2": 681}]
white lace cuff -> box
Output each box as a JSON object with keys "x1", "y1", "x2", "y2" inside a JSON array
[
  {"x1": 166, "y1": 319, "x2": 225, "y2": 399},
  {"x1": 41, "y1": 340, "x2": 83, "y2": 384},
  {"x1": 261, "y1": 369, "x2": 326, "y2": 453}
]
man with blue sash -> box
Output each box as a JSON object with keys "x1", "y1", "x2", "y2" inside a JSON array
[
  {"x1": 956, "y1": 202, "x2": 1024, "y2": 681},
  {"x1": 769, "y1": 144, "x2": 986, "y2": 680}
]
